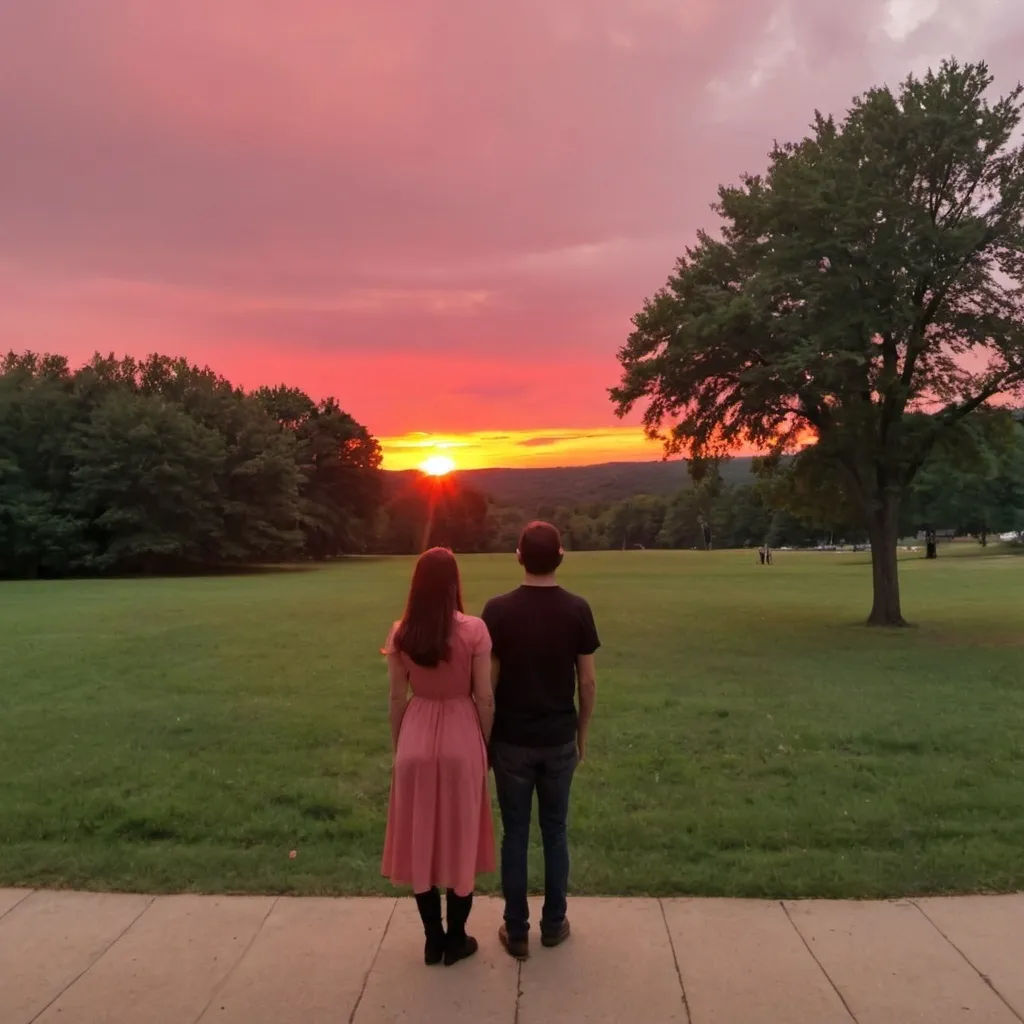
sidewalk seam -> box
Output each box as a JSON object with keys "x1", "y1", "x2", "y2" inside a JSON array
[
  {"x1": 658, "y1": 898, "x2": 692, "y2": 1023},
  {"x1": 912, "y1": 900, "x2": 1024, "y2": 1023},
  {"x1": 514, "y1": 959, "x2": 523, "y2": 1024},
  {"x1": 348, "y1": 897, "x2": 398, "y2": 1024},
  {"x1": 780, "y1": 901, "x2": 860, "y2": 1024},
  {"x1": 0, "y1": 888, "x2": 34, "y2": 924},
  {"x1": 27, "y1": 894, "x2": 155, "y2": 1024},
  {"x1": 191, "y1": 896, "x2": 280, "y2": 1024}
]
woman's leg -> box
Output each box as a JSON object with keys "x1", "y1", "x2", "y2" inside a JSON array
[
  {"x1": 443, "y1": 890, "x2": 478, "y2": 965},
  {"x1": 414, "y1": 888, "x2": 445, "y2": 965}
]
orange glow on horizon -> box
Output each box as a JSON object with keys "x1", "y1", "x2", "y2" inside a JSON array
[
  {"x1": 382, "y1": 427, "x2": 666, "y2": 471},
  {"x1": 382, "y1": 427, "x2": 789, "y2": 472}
]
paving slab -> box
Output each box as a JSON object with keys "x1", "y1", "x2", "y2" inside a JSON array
[
  {"x1": 785, "y1": 899, "x2": 1020, "y2": 1024},
  {"x1": 0, "y1": 890, "x2": 152, "y2": 1024},
  {"x1": 0, "y1": 888, "x2": 33, "y2": 920},
  {"x1": 662, "y1": 898, "x2": 852, "y2": 1024},
  {"x1": 518, "y1": 897, "x2": 687, "y2": 1024},
  {"x1": 354, "y1": 896, "x2": 517, "y2": 1023},
  {"x1": 198, "y1": 897, "x2": 395, "y2": 1024},
  {"x1": 34, "y1": 894, "x2": 274, "y2": 1024},
  {"x1": 917, "y1": 895, "x2": 1024, "y2": 1019},
  {"x1": 2, "y1": 892, "x2": 1023, "y2": 1023}
]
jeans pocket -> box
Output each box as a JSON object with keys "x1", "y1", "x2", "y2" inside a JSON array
[
  {"x1": 546, "y1": 740, "x2": 578, "y2": 778},
  {"x1": 492, "y1": 742, "x2": 531, "y2": 783}
]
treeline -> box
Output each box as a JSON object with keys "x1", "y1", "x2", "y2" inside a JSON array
[
  {"x1": 384, "y1": 418, "x2": 1024, "y2": 555},
  {"x1": 534, "y1": 421, "x2": 1024, "y2": 553},
  {"x1": 372, "y1": 470, "x2": 829, "y2": 554},
  {"x1": 485, "y1": 482, "x2": 857, "y2": 553},
  {"x1": 385, "y1": 458, "x2": 757, "y2": 509},
  {"x1": 3, "y1": 352, "x2": 1021, "y2": 577},
  {"x1": 0, "y1": 352, "x2": 381, "y2": 576}
]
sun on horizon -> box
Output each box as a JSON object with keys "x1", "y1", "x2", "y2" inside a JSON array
[{"x1": 420, "y1": 454, "x2": 456, "y2": 477}]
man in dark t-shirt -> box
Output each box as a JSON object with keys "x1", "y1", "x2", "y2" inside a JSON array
[{"x1": 482, "y1": 521, "x2": 599, "y2": 960}]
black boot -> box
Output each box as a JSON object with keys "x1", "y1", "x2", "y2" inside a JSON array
[
  {"x1": 444, "y1": 890, "x2": 478, "y2": 966},
  {"x1": 414, "y1": 888, "x2": 445, "y2": 965}
]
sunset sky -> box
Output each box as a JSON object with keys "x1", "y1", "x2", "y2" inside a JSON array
[{"x1": 1, "y1": 2, "x2": 1021, "y2": 470}]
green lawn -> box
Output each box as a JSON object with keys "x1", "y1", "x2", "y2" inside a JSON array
[{"x1": 1, "y1": 549, "x2": 1023, "y2": 899}]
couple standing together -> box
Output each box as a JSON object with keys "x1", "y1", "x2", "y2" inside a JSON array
[{"x1": 381, "y1": 520, "x2": 599, "y2": 966}]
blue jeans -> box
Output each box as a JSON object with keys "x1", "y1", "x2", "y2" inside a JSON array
[{"x1": 491, "y1": 739, "x2": 578, "y2": 941}]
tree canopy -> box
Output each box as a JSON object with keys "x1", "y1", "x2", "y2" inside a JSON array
[
  {"x1": 612, "y1": 59, "x2": 1024, "y2": 624},
  {"x1": 904, "y1": 408, "x2": 1024, "y2": 543},
  {"x1": 0, "y1": 352, "x2": 381, "y2": 576}
]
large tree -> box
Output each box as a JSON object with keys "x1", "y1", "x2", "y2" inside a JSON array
[{"x1": 612, "y1": 60, "x2": 1024, "y2": 624}]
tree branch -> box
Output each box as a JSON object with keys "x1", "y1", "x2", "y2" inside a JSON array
[{"x1": 902, "y1": 370, "x2": 1024, "y2": 488}]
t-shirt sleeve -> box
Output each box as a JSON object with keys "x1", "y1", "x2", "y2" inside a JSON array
[
  {"x1": 472, "y1": 616, "x2": 493, "y2": 657},
  {"x1": 480, "y1": 600, "x2": 500, "y2": 656},
  {"x1": 577, "y1": 600, "x2": 600, "y2": 656}
]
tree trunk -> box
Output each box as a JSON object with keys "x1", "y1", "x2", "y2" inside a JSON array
[{"x1": 867, "y1": 498, "x2": 906, "y2": 627}]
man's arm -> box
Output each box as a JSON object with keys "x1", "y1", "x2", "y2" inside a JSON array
[
  {"x1": 575, "y1": 600, "x2": 600, "y2": 763},
  {"x1": 482, "y1": 600, "x2": 501, "y2": 695},
  {"x1": 575, "y1": 654, "x2": 596, "y2": 762}
]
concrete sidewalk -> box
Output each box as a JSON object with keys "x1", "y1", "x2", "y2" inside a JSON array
[{"x1": 2, "y1": 889, "x2": 1023, "y2": 1023}]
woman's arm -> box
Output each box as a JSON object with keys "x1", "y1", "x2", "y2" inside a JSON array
[
  {"x1": 471, "y1": 651, "x2": 495, "y2": 745},
  {"x1": 387, "y1": 654, "x2": 410, "y2": 751}
]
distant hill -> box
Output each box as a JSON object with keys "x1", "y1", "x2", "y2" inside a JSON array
[{"x1": 385, "y1": 458, "x2": 757, "y2": 510}]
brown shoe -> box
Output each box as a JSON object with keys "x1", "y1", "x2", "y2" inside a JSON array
[
  {"x1": 498, "y1": 924, "x2": 529, "y2": 960},
  {"x1": 541, "y1": 919, "x2": 571, "y2": 948}
]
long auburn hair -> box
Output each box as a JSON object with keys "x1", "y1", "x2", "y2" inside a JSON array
[{"x1": 393, "y1": 547, "x2": 464, "y2": 668}]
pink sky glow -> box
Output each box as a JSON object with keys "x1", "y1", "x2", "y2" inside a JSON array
[{"x1": 1, "y1": 1, "x2": 1021, "y2": 467}]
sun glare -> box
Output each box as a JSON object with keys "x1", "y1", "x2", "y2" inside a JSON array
[{"x1": 421, "y1": 454, "x2": 456, "y2": 477}]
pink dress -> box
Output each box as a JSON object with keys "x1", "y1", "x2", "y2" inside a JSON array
[{"x1": 381, "y1": 613, "x2": 495, "y2": 896}]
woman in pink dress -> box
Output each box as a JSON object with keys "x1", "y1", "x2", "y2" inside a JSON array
[{"x1": 382, "y1": 547, "x2": 496, "y2": 965}]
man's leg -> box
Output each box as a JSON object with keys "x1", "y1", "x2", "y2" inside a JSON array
[
  {"x1": 491, "y1": 742, "x2": 537, "y2": 941},
  {"x1": 535, "y1": 740, "x2": 578, "y2": 940}
]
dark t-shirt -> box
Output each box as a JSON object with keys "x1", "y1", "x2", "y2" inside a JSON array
[{"x1": 481, "y1": 585, "x2": 600, "y2": 748}]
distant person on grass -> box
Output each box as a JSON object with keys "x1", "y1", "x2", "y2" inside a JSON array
[
  {"x1": 482, "y1": 521, "x2": 600, "y2": 960},
  {"x1": 381, "y1": 548, "x2": 496, "y2": 966}
]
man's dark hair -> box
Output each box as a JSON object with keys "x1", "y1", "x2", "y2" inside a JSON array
[{"x1": 518, "y1": 521, "x2": 563, "y2": 576}]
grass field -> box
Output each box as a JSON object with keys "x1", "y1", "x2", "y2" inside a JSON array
[{"x1": 2, "y1": 549, "x2": 1023, "y2": 899}]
